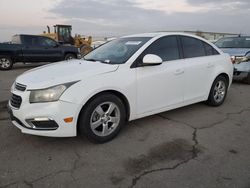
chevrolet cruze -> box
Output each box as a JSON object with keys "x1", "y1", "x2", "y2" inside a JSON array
[{"x1": 8, "y1": 33, "x2": 234, "y2": 143}]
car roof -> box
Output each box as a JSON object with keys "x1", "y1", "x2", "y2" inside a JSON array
[
  {"x1": 122, "y1": 32, "x2": 222, "y2": 54},
  {"x1": 122, "y1": 32, "x2": 207, "y2": 40},
  {"x1": 219, "y1": 36, "x2": 250, "y2": 39}
]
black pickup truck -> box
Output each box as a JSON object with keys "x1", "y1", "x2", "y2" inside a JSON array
[{"x1": 0, "y1": 34, "x2": 81, "y2": 70}]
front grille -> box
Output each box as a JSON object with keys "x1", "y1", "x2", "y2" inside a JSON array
[
  {"x1": 15, "y1": 83, "x2": 26, "y2": 92},
  {"x1": 10, "y1": 94, "x2": 22, "y2": 109}
]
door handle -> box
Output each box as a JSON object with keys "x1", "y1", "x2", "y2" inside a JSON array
[{"x1": 174, "y1": 69, "x2": 184, "y2": 75}]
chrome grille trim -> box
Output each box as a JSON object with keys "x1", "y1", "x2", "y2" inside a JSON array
[{"x1": 15, "y1": 83, "x2": 27, "y2": 92}]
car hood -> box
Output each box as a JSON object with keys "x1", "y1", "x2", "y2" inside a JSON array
[
  {"x1": 16, "y1": 60, "x2": 119, "y2": 90},
  {"x1": 220, "y1": 48, "x2": 250, "y2": 56}
]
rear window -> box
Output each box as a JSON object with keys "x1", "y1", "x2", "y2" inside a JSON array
[
  {"x1": 181, "y1": 36, "x2": 206, "y2": 58},
  {"x1": 203, "y1": 42, "x2": 219, "y2": 56},
  {"x1": 181, "y1": 36, "x2": 219, "y2": 58}
]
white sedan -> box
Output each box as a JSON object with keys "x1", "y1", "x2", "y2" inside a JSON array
[{"x1": 8, "y1": 33, "x2": 234, "y2": 143}]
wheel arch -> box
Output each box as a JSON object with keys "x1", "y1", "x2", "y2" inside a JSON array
[
  {"x1": 217, "y1": 73, "x2": 230, "y2": 85},
  {"x1": 64, "y1": 52, "x2": 77, "y2": 59},
  {"x1": 210, "y1": 72, "x2": 230, "y2": 90},
  {"x1": 76, "y1": 90, "x2": 131, "y2": 132},
  {"x1": 206, "y1": 72, "x2": 230, "y2": 100}
]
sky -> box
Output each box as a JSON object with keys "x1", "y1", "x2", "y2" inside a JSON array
[{"x1": 0, "y1": 0, "x2": 249, "y2": 41}]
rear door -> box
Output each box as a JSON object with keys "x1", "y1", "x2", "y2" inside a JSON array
[{"x1": 180, "y1": 36, "x2": 219, "y2": 102}]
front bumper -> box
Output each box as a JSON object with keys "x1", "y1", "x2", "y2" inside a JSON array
[{"x1": 8, "y1": 90, "x2": 79, "y2": 137}]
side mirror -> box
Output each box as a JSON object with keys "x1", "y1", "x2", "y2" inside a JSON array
[{"x1": 142, "y1": 54, "x2": 163, "y2": 66}]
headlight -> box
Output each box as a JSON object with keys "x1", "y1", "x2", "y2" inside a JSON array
[
  {"x1": 244, "y1": 53, "x2": 250, "y2": 62},
  {"x1": 29, "y1": 82, "x2": 78, "y2": 103}
]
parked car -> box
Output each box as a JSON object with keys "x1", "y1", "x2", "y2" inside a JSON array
[
  {"x1": 215, "y1": 36, "x2": 250, "y2": 84},
  {"x1": 8, "y1": 33, "x2": 233, "y2": 143},
  {"x1": 0, "y1": 34, "x2": 81, "y2": 70}
]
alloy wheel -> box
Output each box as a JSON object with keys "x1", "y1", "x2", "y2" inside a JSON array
[
  {"x1": 90, "y1": 102, "x2": 121, "y2": 137},
  {"x1": 0, "y1": 58, "x2": 11, "y2": 69},
  {"x1": 213, "y1": 80, "x2": 226, "y2": 103}
]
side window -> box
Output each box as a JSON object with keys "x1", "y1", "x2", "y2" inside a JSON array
[
  {"x1": 144, "y1": 36, "x2": 180, "y2": 61},
  {"x1": 38, "y1": 37, "x2": 57, "y2": 47},
  {"x1": 203, "y1": 42, "x2": 219, "y2": 56},
  {"x1": 22, "y1": 36, "x2": 39, "y2": 46},
  {"x1": 181, "y1": 36, "x2": 206, "y2": 58}
]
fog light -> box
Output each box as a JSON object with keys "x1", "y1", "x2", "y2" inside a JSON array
[{"x1": 26, "y1": 118, "x2": 59, "y2": 130}]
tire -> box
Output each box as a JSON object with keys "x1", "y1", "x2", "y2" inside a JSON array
[
  {"x1": 65, "y1": 53, "x2": 76, "y2": 60},
  {"x1": 78, "y1": 94, "x2": 126, "y2": 143},
  {"x1": 245, "y1": 73, "x2": 250, "y2": 85},
  {"x1": 0, "y1": 56, "x2": 13, "y2": 70},
  {"x1": 206, "y1": 76, "x2": 228, "y2": 106}
]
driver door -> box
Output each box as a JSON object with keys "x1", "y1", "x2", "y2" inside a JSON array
[
  {"x1": 37, "y1": 37, "x2": 63, "y2": 62},
  {"x1": 135, "y1": 36, "x2": 185, "y2": 116}
]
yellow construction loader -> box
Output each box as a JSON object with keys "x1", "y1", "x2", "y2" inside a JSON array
[{"x1": 42, "y1": 25, "x2": 93, "y2": 55}]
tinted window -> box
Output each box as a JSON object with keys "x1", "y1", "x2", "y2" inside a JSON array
[
  {"x1": 203, "y1": 42, "x2": 219, "y2": 56},
  {"x1": 181, "y1": 36, "x2": 206, "y2": 58},
  {"x1": 22, "y1": 36, "x2": 39, "y2": 46},
  {"x1": 215, "y1": 37, "x2": 250, "y2": 48},
  {"x1": 38, "y1": 37, "x2": 57, "y2": 47},
  {"x1": 144, "y1": 36, "x2": 180, "y2": 61}
]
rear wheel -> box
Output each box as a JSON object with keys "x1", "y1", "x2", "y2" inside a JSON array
[
  {"x1": 78, "y1": 94, "x2": 126, "y2": 143},
  {"x1": 65, "y1": 53, "x2": 76, "y2": 60},
  {"x1": 0, "y1": 56, "x2": 13, "y2": 70},
  {"x1": 206, "y1": 76, "x2": 228, "y2": 106}
]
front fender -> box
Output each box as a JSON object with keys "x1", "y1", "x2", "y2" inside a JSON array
[{"x1": 60, "y1": 69, "x2": 136, "y2": 121}]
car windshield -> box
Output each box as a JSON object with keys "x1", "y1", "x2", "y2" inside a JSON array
[
  {"x1": 215, "y1": 37, "x2": 250, "y2": 48},
  {"x1": 84, "y1": 37, "x2": 151, "y2": 64}
]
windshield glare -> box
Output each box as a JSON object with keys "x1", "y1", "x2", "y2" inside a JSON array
[
  {"x1": 215, "y1": 37, "x2": 250, "y2": 48},
  {"x1": 84, "y1": 37, "x2": 151, "y2": 64}
]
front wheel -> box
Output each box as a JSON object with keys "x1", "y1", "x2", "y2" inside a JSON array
[
  {"x1": 65, "y1": 53, "x2": 76, "y2": 60},
  {"x1": 245, "y1": 73, "x2": 250, "y2": 85},
  {"x1": 78, "y1": 94, "x2": 126, "y2": 143},
  {"x1": 206, "y1": 76, "x2": 228, "y2": 106},
  {"x1": 0, "y1": 56, "x2": 13, "y2": 70}
]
